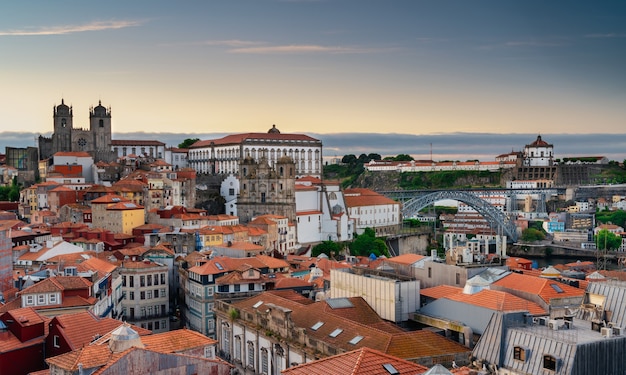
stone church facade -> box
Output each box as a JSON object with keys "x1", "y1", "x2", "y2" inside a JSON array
[
  {"x1": 38, "y1": 99, "x2": 115, "y2": 162},
  {"x1": 236, "y1": 154, "x2": 297, "y2": 223}
]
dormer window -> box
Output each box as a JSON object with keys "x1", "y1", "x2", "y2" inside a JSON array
[
  {"x1": 543, "y1": 355, "x2": 557, "y2": 371},
  {"x1": 514, "y1": 346, "x2": 527, "y2": 361}
]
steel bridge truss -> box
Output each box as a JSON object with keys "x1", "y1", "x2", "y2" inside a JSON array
[{"x1": 401, "y1": 190, "x2": 519, "y2": 242}]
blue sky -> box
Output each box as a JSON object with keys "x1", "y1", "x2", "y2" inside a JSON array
[{"x1": 1, "y1": 1, "x2": 625, "y2": 158}]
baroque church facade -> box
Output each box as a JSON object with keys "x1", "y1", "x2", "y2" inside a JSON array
[{"x1": 38, "y1": 99, "x2": 115, "y2": 161}]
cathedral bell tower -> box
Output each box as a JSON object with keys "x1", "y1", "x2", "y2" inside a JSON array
[
  {"x1": 52, "y1": 99, "x2": 73, "y2": 153},
  {"x1": 90, "y1": 100, "x2": 112, "y2": 152}
]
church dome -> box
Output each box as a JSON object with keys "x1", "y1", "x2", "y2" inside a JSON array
[
  {"x1": 55, "y1": 99, "x2": 71, "y2": 115},
  {"x1": 92, "y1": 100, "x2": 108, "y2": 116},
  {"x1": 268, "y1": 124, "x2": 281, "y2": 134}
]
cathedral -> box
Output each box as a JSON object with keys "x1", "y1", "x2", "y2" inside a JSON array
[{"x1": 38, "y1": 99, "x2": 114, "y2": 161}]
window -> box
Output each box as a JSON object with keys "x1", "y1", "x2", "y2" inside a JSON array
[
  {"x1": 233, "y1": 336, "x2": 241, "y2": 361},
  {"x1": 249, "y1": 283, "x2": 255, "y2": 291},
  {"x1": 456, "y1": 273, "x2": 461, "y2": 285},
  {"x1": 543, "y1": 355, "x2": 557, "y2": 371},
  {"x1": 122, "y1": 276, "x2": 127, "y2": 287},
  {"x1": 147, "y1": 291, "x2": 152, "y2": 299},
  {"x1": 514, "y1": 346, "x2": 526, "y2": 361},
  {"x1": 161, "y1": 273, "x2": 166, "y2": 284},
  {"x1": 261, "y1": 348, "x2": 269, "y2": 374},
  {"x1": 129, "y1": 291, "x2": 134, "y2": 300},
  {"x1": 329, "y1": 328, "x2": 343, "y2": 338},
  {"x1": 222, "y1": 326, "x2": 230, "y2": 355},
  {"x1": 147, "y1": 275, "x2": 152, "y2": 286},
  {"x1": 26, "y1": 296, "x2": 34, "y2": 305},
  {"x1": 140, "y1": 276, "x2": 145, "y2": 287},
  {"x1": 247, "y1": 341, "x2": 254, "y2": 367},
  {"x1": 140, "y1": 291, "x2": 145, "y2": 300},
  {"x1": 234, "y1": 284, "x2": 240, "y2": 292},
  {"x1": 53, "y1": 335, "x2": 60, "y2": 348},
  {"x1": 154, "y1": 289, "x2": 159, "y2": 298},
  {"x1": 129, "y1": 275, "x2": 134, "y2": 287},
  {"x1": 49, "y1": 294, "x2": 57, "y2": 304},
  {"x1": 155, "y1": 321, "x2": 160, "y2": 330},
  {"x1": 38, "y1": 294, "x2": 46, "y2": 305},
  {"x1": 161, "y1": 288, "x2": 166, "y2": 298},
  {"x1": 428, "y1": 267, "x2": 432, "y2": 278},
  {"x1": 154, "y1": 274, "x2": 159, "y2": 285}
]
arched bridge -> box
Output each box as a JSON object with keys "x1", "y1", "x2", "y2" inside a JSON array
[{"x1": 385, "y1": 190, "x2": 519, "y2": 242}]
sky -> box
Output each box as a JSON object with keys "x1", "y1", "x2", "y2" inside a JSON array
[{"x1": 1, "y1": 1, "x2": 625, "y2": 160}]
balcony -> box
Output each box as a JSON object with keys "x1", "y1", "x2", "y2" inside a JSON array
[{"x1": 127, "y1": 311, "x2": 171, "y2": 322}]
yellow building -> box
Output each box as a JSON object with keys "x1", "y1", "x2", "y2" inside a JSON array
[{"x1": 105, "y1": 201, "x2": 145, "y2": 235}]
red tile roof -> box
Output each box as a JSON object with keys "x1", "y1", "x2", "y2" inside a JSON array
[
  {"x1": 420, "y1": 285, "x2": 463, "y2": 300},
  {"x1": 282, "y1": 347, "x2": 428, "y2": 375},
  {"x1": 444, "y1": 289, "x2": 547, "y2": 315},
  {"x1": 344, "y1": 188, "x2": 399, "y2": 207},
  {"x1": 492, "y1": 272, "x2": 584, "y2": 304},
  {"x1": 191, "y1": 133, "x2": 320, "y2": 148}
]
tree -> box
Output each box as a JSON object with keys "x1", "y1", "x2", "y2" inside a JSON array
[
  {"x1": 178, "y1": 138, "x2": 200, "y2": 149},
  {"x1": 312, "y1": 240, "x2": 341, "y2": 258},
  {"x1": 595, "y1": 229, "x2": 622, "y2": 251},
  {"x1": 357, "y1": 154, "x2": 370, "y2": 164},
  {"x1": 367, "y1": 153, "x2": 382, "y2": 161},
  {"x1": 341, "y1": 154, "x2": 357, "y2": 164},
  {"x1": 349, "y1": 228, "x2": 390, "y2": 257},
  {"x1": 393, "y1": 154, "x2": 414, "y2": 161},
  {"x1": 521, "y1": 228, "x2": 546, "y2": 242}
]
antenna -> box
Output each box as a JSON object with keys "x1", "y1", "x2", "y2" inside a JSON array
[{"x1": 430, "y1": 143, "x2": 433, "y2": 162}]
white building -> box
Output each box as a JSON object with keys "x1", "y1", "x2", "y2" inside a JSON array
[
  {"x1": 52, "y1": 151, "x2": 95, "y2": 183},
  {"x1": 188, "y1": 126, "x2": 323, "y2": 177},
  {"x1": 111, "y1": 139, "x2": 166, "y2": 159},
  {"x1": 220, "y1": 174, "x2": 239, "y2": 217},
  {"x1": 294, "y1": 176, "x2": 353, "y2": 244},
  {"x1": 343, "y1": 188, "x2": 401, "y2": 236},
  {"x1": 523, "y1": 135, "x2": 554, "y2": 167}
]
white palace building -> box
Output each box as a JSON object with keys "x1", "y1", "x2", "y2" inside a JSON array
[{"x1": 187, "y1": 125, "x2": 323, "y2": 178}]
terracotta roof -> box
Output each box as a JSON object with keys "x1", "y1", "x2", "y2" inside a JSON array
[
  {"x1": 344, "y1": 188, "x2": 399, "y2": 207},
  {"x1": 189, "y1": 256, "x2": 267, "y2": 275},
  {"x1": 190, "y1": 132, "x2": 320, "y2": 148},
  {"x1": 492, "y1": 272, "x2": 584, "y2": 304},
  {"x1": 140, "y1": 328, "x2": 216, "y2": 353},
  {"x1": 46, "y1": 343, "x2": 114, "y2": 371},
  {"x1": 255, "y1": 254, "x2": 290, "y2": 269},
  {"x1": 20, "y1": 276, "x2": 92, "y2": 294},
  {"x1": 444, "y1": 289, "x2": 547, "y2": 315},
  {"x1": 385, "y1": 253, "x2": 425, "y2": 265},
  {"x1": 54, "y1": 151, "x2": 93, "y2": 158},
  {"x1": 282, "y1": 347, "x2": 428, "y2": 375},
  {"x1": 52, "y1": 312, "x2": 149, "y2": 351},
  {"x1": 527, "y1": 135, "x2": 552, "y2": 148},
  {"x1": 110, "y1": 139, "x2": 165, "y2": 146},
  {"x1": 420, "y1": 285, "x2": 463, "y2": 300},
  {"x1": 90, "y1": 194, "x2": 130, "y2": 203}
]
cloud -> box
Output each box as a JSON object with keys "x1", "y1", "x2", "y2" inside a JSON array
[
  {"x1": 229, "y1": 44, "x2": 391, "y2": 54},
  {"x1": 585, "y1": 33, "x2": 626, "y2": 39},
  {"x1": 201, "y1": 39, "x2": 266, "y2": 47},
  {"x1": 0, "y1": 20, "x2": 144, "y2": 36}
]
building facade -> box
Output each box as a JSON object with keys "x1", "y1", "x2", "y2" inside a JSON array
[
  {"x1": 39, "y1": 99, "x2": 114, "y2": 162},
  {"x1": 188, "y1": 125, "x2": 323, "y2": 178}
]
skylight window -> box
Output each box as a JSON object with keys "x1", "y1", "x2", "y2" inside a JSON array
[
  {"x1": 253, "y1": 301, "x2": 263, "y2": 308},
  {"x1": 382, "y1": 363, "x2": 399, "y2": 375},
  {"x1": 550, "y1": 283, "x2": 564, "y2": 293},
  {"x1": 311, "y1": 321, "x2": 324, "y2": 331},
  {"x1": 215, "y1": 262, "x2": 224, "y2": 270},
  {"x1": 349, "y1": 335, "x2": 363, "y2": 345},
  {"x1": 329, "y1": 328, "x2": 343, "y2": 338}
]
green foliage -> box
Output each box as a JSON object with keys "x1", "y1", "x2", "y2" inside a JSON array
[
  {"x1": 596, "y1": 210, "x2": 626, "y2": 228},
  {"x1": 349, "y1": 228, "x2": 390, "y2": 258},
  {"x1": 312, "y1": 240, "x2": 341, "y2": 257},
  {"x1": 393, "y1": 154, "x2": 414, "y2": 161},
  {"x1": 0, "y1": 178, "x2": 21, "y2": 201},
  {"x1": 595, "y1": 229, "x2": 623, "y2": 251},
  {"x1": 521, "y1": 228, "x2": 546, "y2": 242},
  {"x1": 403, "y1": 218, "x2": 422, "y2": 228},
  {"x1": 178, "y1": 138, "x2": 200, "y2": 149},
  {"x1": 399, "y1": 170, "x2": 502, "y2": 189}
]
